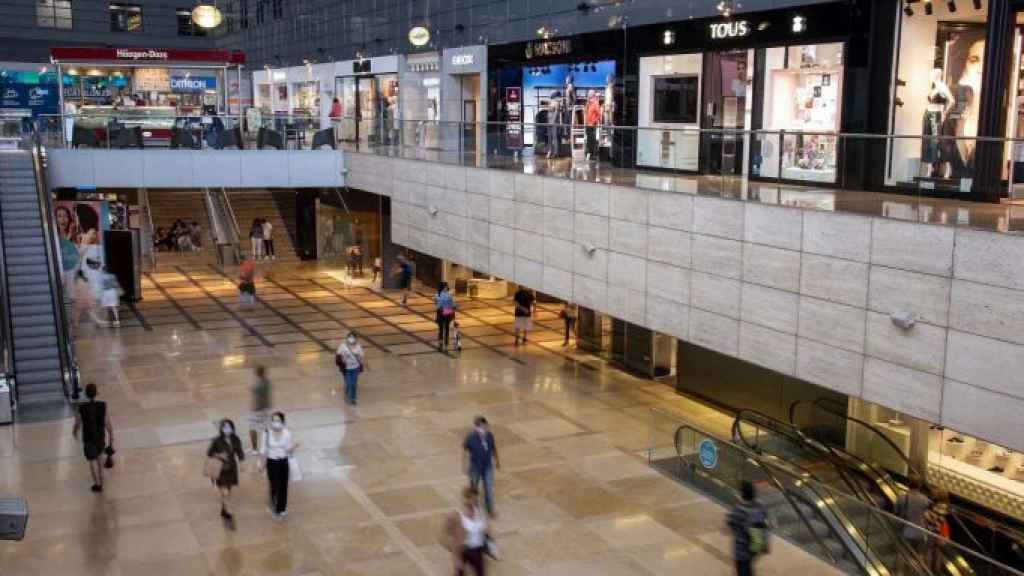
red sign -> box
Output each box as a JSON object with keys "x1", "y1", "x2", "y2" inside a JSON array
[{"x1": 50, "y1": 47, "x2": 245, "y2": 64}]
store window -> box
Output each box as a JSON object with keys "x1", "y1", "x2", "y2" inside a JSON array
[
  {"x1": 271, "y1": 0, "x2": 282, "y2": 20},
  {"x1": 255, "y1": 0, "x2": 265, "y2": 25},
  {"x1": 36, "y1": 0, "x2": 72, "y2": 29},
  {"x1": 238, "y1": 0, "x2": 248, "y2": 29},
  {"x1": 109, "y1": 3, "x2": 142, "y2": 32},
  {"x1": 176, "y1": 8, "x2": 207, "y2": 36},
  {"x1": 887, "y1": 0, "x2": 989, "y2": 191},
  {"x1": 755, "y1": 43, "x2": 844, "y2": 183},
  {"x1": 653, "y1": 76, "x2": 698, "y2": 124}
]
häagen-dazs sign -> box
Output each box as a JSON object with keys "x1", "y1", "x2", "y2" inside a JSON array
[
  {"x1": 525, "y1": 39, "x2": 571, "y2": 59},
  {"x1": 115, "y1": 48, "x2": 170, "y2": 60}
]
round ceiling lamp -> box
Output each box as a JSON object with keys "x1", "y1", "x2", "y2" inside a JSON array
[{"x1": 192, "y1": 4, "x2": 223, "y2": 29}]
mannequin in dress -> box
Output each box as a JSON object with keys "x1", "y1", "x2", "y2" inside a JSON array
[
  {"x1": 942, "y1": 38, "x2": 984, "y2": 178},
  {"x1": 923, "y1": 68, "x2": 953, "y2": 178}
]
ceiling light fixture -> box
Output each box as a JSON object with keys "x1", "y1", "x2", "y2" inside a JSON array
[
  {"x1": 191, "y1": 3, "x2": 223, "y2": 29},
  {"x1": 791, "y1": 15, "x2": 805, "y2": 33}
]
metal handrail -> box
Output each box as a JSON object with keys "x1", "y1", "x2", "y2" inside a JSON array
[
  {"x1": 220, "y1": 188, "x2": 242, "y2": 255},
  {"x1": 28, "y1": 125, "x2": 77, "y2": 400},
  {"x1": 140, "y1": 188, "x2": 156, "y2": 270},
  {"x1": 0, "y1": 156, "x2": 15, "y2": 382}
]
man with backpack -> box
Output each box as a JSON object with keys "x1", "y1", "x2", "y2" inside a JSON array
[{"x1": 728, "y1": 480, "x2": 770, "y2": 576}]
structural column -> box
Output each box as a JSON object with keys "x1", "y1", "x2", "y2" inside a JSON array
[{"x1": 973, "y1": 0, "x2": 1014, "y2": 202}]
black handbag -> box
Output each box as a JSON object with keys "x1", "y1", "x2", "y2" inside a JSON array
[{"x1": 104, "y1": 445, "x2": 115, "y2": 469}]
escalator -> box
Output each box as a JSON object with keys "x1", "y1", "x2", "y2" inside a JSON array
[
  {"x1": 0, "y1": 134, "x2": 78, "y2": 414},
  {"x1": 791, "y1": 399, "x2": 1024, "y2": 574}
]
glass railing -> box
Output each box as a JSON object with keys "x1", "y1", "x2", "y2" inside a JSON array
[
  {"x1": 339, "y1": 118, "x2": 1024, "y2": 236},
  {"x1": 648, "y1": 408, "x2": 1024, "y2": 576},
  {"x1": 31, "y1": 113, "x2": 337, "y2": 151}
]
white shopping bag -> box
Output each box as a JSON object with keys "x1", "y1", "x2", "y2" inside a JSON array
[{"x1": 288, "y1": 456, "x2": 303, "y2": 482}]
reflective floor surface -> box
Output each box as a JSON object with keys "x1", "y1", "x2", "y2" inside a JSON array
[{"x1": 0, "y1": 260, "x2": 842, "y2": 576}]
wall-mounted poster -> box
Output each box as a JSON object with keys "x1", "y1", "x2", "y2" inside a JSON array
[
  {"x1": 937, "y1": 23, "x2": 986, "y2": 180},
  {"x1": 55, "y1": 200, "x2": 109, "y2": 283}
]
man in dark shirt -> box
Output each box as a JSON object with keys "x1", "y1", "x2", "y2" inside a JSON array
[
  {"x1": 513, "y1": 286, "x2": 535, "y2": 345},
  {"x1": 72, "y1": 383, "x2": 114, "y2": 493},
  {"x1": 462, "y1": 416, "x2": 500, "y2": 517}
]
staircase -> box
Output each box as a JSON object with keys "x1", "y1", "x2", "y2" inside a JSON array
[
  {"x1": 0, "y1": 151, "x2": 65, "y2": 405},
  {"x1": 226, "y1": 190, "x2": 301, "y2": 262},
  {"x1": 147, "y1": 189, "x2": 217, "y2": 267}
]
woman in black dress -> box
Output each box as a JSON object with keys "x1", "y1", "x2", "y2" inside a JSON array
[{"x1": 207, "y1": 418, "x2": 245, "y2": 529}]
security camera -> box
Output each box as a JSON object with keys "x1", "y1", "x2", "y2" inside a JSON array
[
  {"x1": 581, "y1": 242, "x2": 597, "y2": 255},
  {"x1": 890, "y1": 310, "x2": 916, "y2": 330},
  {"x1": 428, "y1": 205, "x2": 439, "y2": 216}
]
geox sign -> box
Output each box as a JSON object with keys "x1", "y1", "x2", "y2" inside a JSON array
[{"x1": 115, "y1": 48, "x2": 170, "y2": 60}]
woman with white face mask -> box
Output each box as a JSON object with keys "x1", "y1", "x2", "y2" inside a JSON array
[
  {"x1": 262, "y1": 411, "x2": 298, "y2": 518},
  {"x1": 335, "y1": 332, "x2": 367, "y2": 405},
  {"x1": 206, "y1": 418, "x2": 244, "y2": 530}
]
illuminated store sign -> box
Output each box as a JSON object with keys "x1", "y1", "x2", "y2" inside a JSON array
[
  {"x1": 709, "y1": 20, "x2": 750, "y2": 40},
  {"x1": 525, "y1": 39, "x2": 572, "y2": 59},
  {"x1": 451, "y1": 54, "x2": 474, "y2": 67}
]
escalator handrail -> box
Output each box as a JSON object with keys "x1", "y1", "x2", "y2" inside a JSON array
[
  {"x1": 28, "y1": 126, "x2": 76, "y2": 400},
  {"x1": 792, "y1": 399, "x2": 1024, "y2": 560},
  {"x1": 0, "y1": 166, "x2": 13, "y2": 379},
  {"x1": 790, "y1": 399, "x2": 926, "y2": 486},
  {"x1": 733, "y1": 409, "x2": 935, "y2": 575},
  {"x1": 219, "y1": 188, "x2": 243, "y2": 255},
  {"x1": 674, "y1": 424, "x2": 843, "y2": 568}
]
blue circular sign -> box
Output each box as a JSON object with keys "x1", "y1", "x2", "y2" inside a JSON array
[{"x1": 698, "y1": 439, "x2": 718, "y2": 470}]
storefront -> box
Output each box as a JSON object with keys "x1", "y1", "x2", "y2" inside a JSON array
[
  {"x1": 442, "y1": 45, "x2": 488, "y2": 156},
  {"x1": 633, "y1": 4, "x2": 851, "y2": 184},
  {"x1": 252, "y1": 61, "x2": 333, "y2": 126},
  {"x1": 399, "y1": 52, "x2": 440, "y2": 148},
  {"x1": 334, "y1": 55, "x2": 399, "y2": 148},
  {"x1": 51, "y1": 47, "x2": 245, "y2": 145},
  {"x1": 886, "y1": 0, "x2": 1024, "y2": 202},
  {"x1": 489, "y1": 35, "x2": 621, "y2": 159}
]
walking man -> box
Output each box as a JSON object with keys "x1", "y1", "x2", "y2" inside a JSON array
[
  {"x1": 727, "y1": 480, "x2": 770, "y2": 576},
  {"x1": 463, "y1": 416, "x2": 500, "y2": 517},
  {"x1": 72, "y1": 383, "x2": 114, "y2": 493},
  {"x1": 512, "y1": 285, "x2": 534, "y2": 346}
]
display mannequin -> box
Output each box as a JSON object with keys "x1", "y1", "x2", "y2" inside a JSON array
[
  {"x1": 922, "y1": 68, "x2": 953, "y2": 178},
  {"x1": 603, "y1": 75, "x2": 615, "y2": 125},
  {"x1": 942, "y1": 38, "x2": 984, "y2": 179}
]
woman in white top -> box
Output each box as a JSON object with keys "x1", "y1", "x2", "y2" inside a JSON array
[
  {"x1": 445, "y1": 487, "x2": 488, "y2": 576},
  {"x1": 262, "y1": 411, "x2": 298, "y2": 518},
  {"x1": 336, "y1": 332, "x2": 367, "y2": 405}
]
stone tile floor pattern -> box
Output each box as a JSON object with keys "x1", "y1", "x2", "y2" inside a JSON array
[{"x1": 0, "y1": 261, "x2": 843, "y2": 575}]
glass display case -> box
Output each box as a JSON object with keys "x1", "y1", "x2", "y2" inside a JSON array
[{"x1": 75, "y1": 105, "x2": 177, "y2": 145}]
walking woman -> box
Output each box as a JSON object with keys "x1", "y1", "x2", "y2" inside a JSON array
[
  {"x1": 249, "y1": 218, "x2": 264, "y2": 260},
  {"x1": 262, "y1": 411, "x2": 298, "y2": 519},
  {"x1": 206, "y1": 418, "x2": 245, "y2": 530},
  {"x1": 434, "y1": 281, "x2": 456, "y2": 351},
  {"x1": 560, "y1": 301, "x2": 577, "y2": 347},
  {"x1": 336, "y1": 332, "x2": 367, "y2": 405},
  {"x1": 444, "y1": 487, "x2": 489, "y2": 576}
]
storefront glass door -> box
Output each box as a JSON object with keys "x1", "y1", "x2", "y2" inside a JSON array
[{"x1": 701, "y1": 50, "x2": 749, "y2": 177}]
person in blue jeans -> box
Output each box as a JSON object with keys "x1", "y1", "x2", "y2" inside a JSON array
[
  {"x1": 463, "y1": 416, "x2": 501, "y2": 517},
  {"x1": 335, "y1": 332, "x2": 367, "y2": 405}
]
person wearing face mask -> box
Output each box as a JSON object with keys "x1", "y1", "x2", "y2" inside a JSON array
[
  {"x1": 336, "y1": 332, "x2": 367, "y2": 405},
  {"x1": 206, "y1": 418, "x2": 245, "y2": 529},
  {"x1": 462, "y1": 416, "x2": 500, "y2": 517},
  {"x1": 262, "y1": 412, "x2": 298, "y2": 518}
]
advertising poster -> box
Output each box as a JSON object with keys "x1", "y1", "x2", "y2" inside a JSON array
[
  {"x1": 55, "y1": 200, "x2": 109, "y2": 278},
  {"x1": 938, "y1": 23, "x2": 986, "y2": 179}
]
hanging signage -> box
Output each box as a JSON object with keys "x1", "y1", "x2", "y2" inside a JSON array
[
  {"x1": 133, "y1": 68, "x2": 170, "y2": 92},
  {"x1": 50, "y1": 47, "x2": 246, "y2": 64},
  {"x1": 353, "y1": 60, "x2": 371, "y2": 74},
  {"x1": 170, "y1": 75, "x2": 217, "y2": 92},
  {"x1": 525, "y1": 39, "x2": 572, "y2": 59},
  {"x1": 709, "y1": 20, "x2": 751, "y2": 40},
  {"x1": 408, "y1": 26, "x2": 431, "y2": 47}
]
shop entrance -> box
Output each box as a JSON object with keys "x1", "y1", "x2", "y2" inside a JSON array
[
  {"x1": 701, "y1": 50, "x2": 749, "y2": 177},
  {"x1": 336, "y1": 74, "x2": 398, "y2": 148}
]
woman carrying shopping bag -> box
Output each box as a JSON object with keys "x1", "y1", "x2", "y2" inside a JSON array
[{"x1": 262, "y1": 411, "x2": 299, "y2": 519}]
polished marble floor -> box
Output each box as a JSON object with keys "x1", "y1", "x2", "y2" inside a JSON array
[{"x1": 0, "y1": 261, "x2": 842, "y2": 576}]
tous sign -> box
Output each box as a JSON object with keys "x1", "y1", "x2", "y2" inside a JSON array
[{"x1": 708, "y1": 20, "x2": 750, "y2": 40}]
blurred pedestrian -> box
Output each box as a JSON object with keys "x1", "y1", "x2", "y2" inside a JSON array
[
  {"x1": 463, "y1": 416, "x2": 500, "y2": 517},
  {"x1": 250, "y1": 218, "x2": 264, "y2": 260},
  {"x1": 335, "y1": 331, "x2": 366, "y2": 405},
  {"x1": 206, "y1": 418, "x2": 245, "y2": 530},
  {"x1": 238, "y1": 257, "x2": 256, "y2": 307},
  {"x1": 444, "y1": 487, "x2": 489, "y2": 576},
  {"x1": 727, "y1": 480, "x2": 770, "y2": 576},
  {"x1": 262, "y1": 219, "x2": 275, "y2": 260},
  {"x1": 99, "y1": 266, "x2": 123, "y2": 328},
  {"x1": 72, "y1": 383, "x2": 114, "y2": 493},
  {"x1": 451, "y1": 321, "x2": 463, "y2": 353},
  {"x1": 248, "y1": 365, "x2": 272, "y2": 455},
  {"x1": 512, "y1": 286, "x2": 534, "y2": 345},
  {"x1": 71, "y1": 270, "x2": 98, "y2": 330},
  {"x1": 559, "y1": 302, "x2": 577, "y2": 347},
  {"x1": 262, "y1": 411, "x2": 298, "y2": 519},
  {"x1": 434, "y1": 281, "x2": 456, "y2": 351},
  {"x1": 392, "y1": 254, "x2": 413, "y2": 305},
  {"x1": 924, "y1": 489, "x2": 952, "y2": 572}
]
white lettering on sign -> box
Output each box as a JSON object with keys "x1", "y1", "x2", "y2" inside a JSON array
[
  {"x1": 451, "y1": 54, "x2": 474, "y2": 66},
  {"x1": 170, "y1": 77, "x2": 210, "y2": 90},
  {"x1": 709, "y1": 20, "x2": 750, "y2": 40},
  {"x1": 115, "y1": 48, "x2": 169, "y2": 60}
]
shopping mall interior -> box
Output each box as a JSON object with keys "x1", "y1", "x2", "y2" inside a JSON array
[{"x1": 6, "y1": 0, "x2": 1024, "y2": 575}]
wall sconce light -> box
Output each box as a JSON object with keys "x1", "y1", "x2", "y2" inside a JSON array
[
  {"x1": 663, "y1": 30, "x2": 675, "y2": 45},
  {"x1": 791, "y1": 15, "x2": 805, "y2": 33}
]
